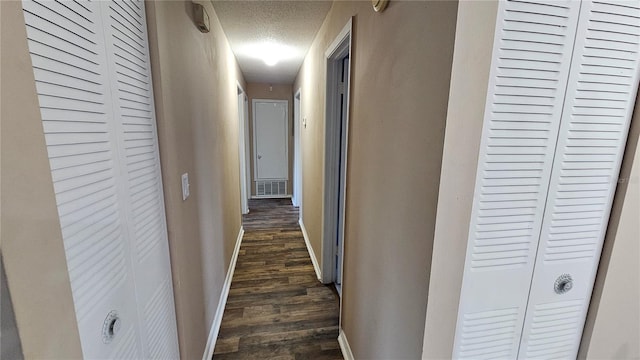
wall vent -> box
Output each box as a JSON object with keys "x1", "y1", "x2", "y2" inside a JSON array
[{"x1": 256, "y1": 180, "x2": 287, "y2": 197}]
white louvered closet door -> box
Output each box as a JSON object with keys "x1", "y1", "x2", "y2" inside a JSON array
[
  {"x1": 518, "y1": 1, "x2": 640, "y2": 358},
  {"x1": 22, "y1": 1, "x2": 145, "y2": 357},
  {"x1": 99, "y1": 2, "x2": 179, "y2": 359},
  {"x1": 22, "y1": 1, "x2": 178, "y2": 358},
  {"x1": 452, "y1": 1, "x2": 581, "y2": 358},
  {"x1": 455, "y1": 0, "x2": 640, "y2": 359}
]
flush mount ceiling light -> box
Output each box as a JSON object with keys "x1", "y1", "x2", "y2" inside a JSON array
[
  {"x1": 242, "y1": 41, "x2": 297, "y2": 67},
  {"x1": 263, "y1": 53, "x2": 279, "y2": 67}
]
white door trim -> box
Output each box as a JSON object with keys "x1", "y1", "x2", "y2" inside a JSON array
[
  {"x1": 237, "y1": 83, "x2": 249, "y2": 215},
  {"x1": 293, "y1": 89, "x2": 303, "y2": 213},
  {"x1": 321, "y1": 18, "x2": 352, "y2": 287},
  {"x1": 243, "y1": 95, "x2": 251, "y2": 206}
]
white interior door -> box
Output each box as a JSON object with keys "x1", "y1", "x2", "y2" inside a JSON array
[
  {"x1": 518, "y1": 1, "x2": 640, "y2": 358},
  {"x1": 454, "y1": 0, "x2": 640, "y2": 359},
  {"x1": 100, "y1": 2, "x2": 179, "y2": 359},
  {"x1": 22, "y1": 2, "x2": 145, "y2": 356},
  {"x1": 253, "y1": 100, "x2": 288, "y2": 181},
  {"x1": 22, "y1": 1, "x2": 179, "y2": 358},
  {"x1": 453, "y1": 1, "x2": 581, "y2": 358}
]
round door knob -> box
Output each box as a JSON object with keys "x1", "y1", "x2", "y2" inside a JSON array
[
  {"x1": 258, "y1": 155, "x2": 262, "y2": 159},
  {"x1": 102, "y1": 311, "x2": 121, "y2": 344},
  {"x1": 554, "y1": 274, "x2": 573, "y2": 295}
]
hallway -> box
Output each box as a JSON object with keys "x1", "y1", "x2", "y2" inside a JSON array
[
  {"x1": 213, "y1": 199, "x2": 343, "y2": 359},
  {"x1": 4, "y1": 1, "x2": 640, "y2": 359}
]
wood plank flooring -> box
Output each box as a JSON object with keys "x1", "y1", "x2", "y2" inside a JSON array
[{"x1": 213, "y1": 199, "x2": 343, "y2": 359}]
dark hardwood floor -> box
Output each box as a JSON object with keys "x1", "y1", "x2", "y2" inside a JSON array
[{"x1": 213, "y1": 198, "x2": 343, "y2": 359}]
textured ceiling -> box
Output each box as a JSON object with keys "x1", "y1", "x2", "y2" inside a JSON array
[{"x1": 212, "y1": 1, "x2": 332, "y2": 84}]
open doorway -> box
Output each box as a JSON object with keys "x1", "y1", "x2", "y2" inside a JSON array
[
  {"x1": 322, "y1": 19, "x2": 352, "y2": 296},
  {"x1": 237, "y1": 84, "x2": 250, "y2": 214},
  {"x1": 293, "y1": 89, "x2": 302, "y2": 215}
]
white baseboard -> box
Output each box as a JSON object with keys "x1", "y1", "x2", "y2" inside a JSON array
[
  {"x1": 338, "y1": 329, "x2": 354, "y2": 360},
  {"x1": 299, "y1": 218, "x2": 322, "y2": 280},
  {"x1": 202, "y1": 226, "x2": 244, "y2": 360}
]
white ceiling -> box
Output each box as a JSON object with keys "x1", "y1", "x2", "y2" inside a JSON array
[{"x1": 211, "y1": 0, "x2": 332, "y2": 84}]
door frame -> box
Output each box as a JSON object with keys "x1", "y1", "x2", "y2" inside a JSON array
[
  {"x1": 243, "y1": 94, "x2": 251, "y2": 205},
  {"x1": 237, "y1": 83, "x2": 250, "y2": 214},
  {"x1": 293, "y1": 89, "x2": 303, "y2": 215},
  {"x1": 321, "y1": 18, "x2": 352, "y2": 286},
  {"x1": 252, "y1": 99, "x2": 290, "y2": 197}
]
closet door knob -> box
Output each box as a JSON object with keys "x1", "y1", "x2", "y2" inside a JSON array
[
  {"x1": 102, "y1": 311, "x2": 121, "y2": 344},
  {"x1": 554, "y1": 274, "x2": 573, "y2": 295}
]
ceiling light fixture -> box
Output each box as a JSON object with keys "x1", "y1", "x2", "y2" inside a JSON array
[
  {"x1": 242, "y1": 41, "x2": 297, "y2": 67},
  {"x1": 259, "y1": 42, "x2": 285, "y2": 66},
  {"x1": 263, "y1": 55, "x2": 279, "y2": 67}
]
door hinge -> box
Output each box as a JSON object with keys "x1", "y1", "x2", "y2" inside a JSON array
[{"x1": 338, "y1": 82, "x2": 345, "y2": 94}]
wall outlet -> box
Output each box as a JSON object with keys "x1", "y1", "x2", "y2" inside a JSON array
[{"x1": 181, "y1": 173, "x2": 190, "y2": 201}]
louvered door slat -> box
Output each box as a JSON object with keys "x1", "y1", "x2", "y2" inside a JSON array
[
  {"x1": 518, "y1": 1, "x2": 640, "y2": 358},
  {"x1": 22, "y1": 1, "x2": 143, "y2": 358},
  {"x1": 100, "y1": 1, "x2": 179, "y2": 358},
  {"x1": 453, "y1": 1, "x2": 582, "y2": 358}
]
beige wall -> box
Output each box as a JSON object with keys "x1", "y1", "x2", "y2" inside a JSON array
[
  {"x1": 245, "y1": 83, "x2": 294, "y2": 196},
  {"x1": 0, "y1": 2, "x2": 83, "y2": 358},
  {"x1": 422, "y1": 1, "x2": 640, "y2": 358},
  {"x1": 145, "y1": 1, "x2": 245, "y2": 358},
  {"x1": 294, "y1": 1, "x2": 458, "y2": 357}
]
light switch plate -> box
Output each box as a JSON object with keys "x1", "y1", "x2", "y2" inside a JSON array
[{"x1": 181, "y1": 173, "x2": 190, "y2": 200}]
